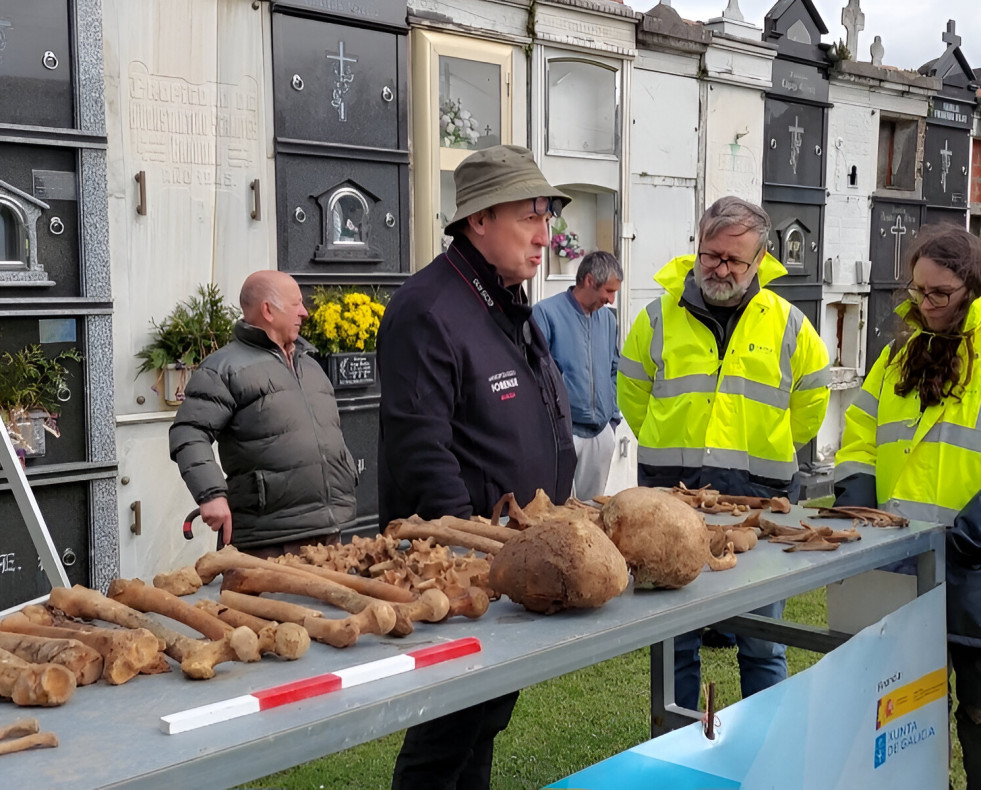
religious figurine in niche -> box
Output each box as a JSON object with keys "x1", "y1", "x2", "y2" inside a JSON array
[
  {"x1": 785, "y1": 227, "x2": 804, "y2": 266},
  {"x1": 314, "y1": 182, "x2": 383, "y2": 264},
  {"x1": 332, "y1": 192, "x2": 366, "y2": 245},
  {"x1": 774, "y1": 218, "x2": 810, "y2": 273}
]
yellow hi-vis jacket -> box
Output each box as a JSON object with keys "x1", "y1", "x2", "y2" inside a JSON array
[
  {"x1": 835, "y1": 296, "x2": 981, "y2": 525},
  {"x1": 618, "y1": 253, "x2": 830, "y2": 488}
]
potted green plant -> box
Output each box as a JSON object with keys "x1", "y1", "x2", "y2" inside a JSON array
[
  {"x1": 135, "y1": 284, "x2": 240, "y2": 406},
  {"x1": 0, "y1": 344, "x2": 83, "y2": 458},
  {"x1": 300, "y1": 286, "x2": 387, "y2": 389}
]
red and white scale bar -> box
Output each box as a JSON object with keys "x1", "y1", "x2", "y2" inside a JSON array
[{"x1": 161, "y1": 636, "x2": 481, "y2": 735}]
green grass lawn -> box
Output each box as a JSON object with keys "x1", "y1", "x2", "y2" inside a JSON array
[{"x1": 241, "y1": 586, "x2": 965, "y2": 789}]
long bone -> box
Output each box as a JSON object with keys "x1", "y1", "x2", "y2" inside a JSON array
[
  {"x1": 49, "y1": 585, "x2": 247, "y2": 680},
  {"x1": 108, "y1": 577, "x2": 260, "y2": 662},
  {"x1": 218, "y1": 590, "x2": 395, "y2": 649}
]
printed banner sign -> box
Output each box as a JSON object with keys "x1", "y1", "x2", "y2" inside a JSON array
[{"x1": 547, "y1": 585, "x2": 948, "y2": 790}]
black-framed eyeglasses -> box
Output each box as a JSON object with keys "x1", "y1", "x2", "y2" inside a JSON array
[
  {"x1": 531, "y1": 196, "x2": 563, "y2": 218},
  {"x1": 906, "y1": 282, "x2": 966, "y2": 308},
  {"x1": 697, "y1": 250, "x2": 755, "y2": 275}
]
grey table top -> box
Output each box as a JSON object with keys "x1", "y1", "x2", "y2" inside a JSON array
[{"x1": 0, "y1": 508, "x2": 945, "y2": 789}]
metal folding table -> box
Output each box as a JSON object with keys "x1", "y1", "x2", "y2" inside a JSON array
[{"x1": 0, "y1": 507, "x2": 945, "y2": 789}]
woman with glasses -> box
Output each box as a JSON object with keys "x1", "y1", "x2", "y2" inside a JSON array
[{"x1": 835, "y1": 223, "x2": 981, "y2": 786}]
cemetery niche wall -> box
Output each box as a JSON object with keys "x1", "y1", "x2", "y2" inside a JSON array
[
  {"x1": 271, "y1": 0, "x2": 410, "y2": 536},
  {"x1": 760, "y1": 0, "x2": 830, "y2": 486},
  {"x1": 0, "y1": 0, "x2": 115, "y2": 611}
]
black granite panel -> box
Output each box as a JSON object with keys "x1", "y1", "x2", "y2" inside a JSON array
[
  {"x1": 276, "y1": 153, "x2": 405, "y2": 274},
  {"x1": 922, "y1": 125, "x2": 969, "y2": 209},
  {"x1": 0, "y1": 481, "x2": 90, "y2": 611},
  {"x1": 764, "y1": 98, "x2": 826, "y2": 189},
  {"x1": 0, "y1": 0, "x2": 74, "y2": 129},
  {"x1": 273, "y1": 14, "x2": 404, "y2": 151}
]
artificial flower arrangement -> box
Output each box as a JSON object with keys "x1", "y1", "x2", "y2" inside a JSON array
[
  {"x1": 550, "y1": 216, "x2": 585, "y2": 261},
  {"x1": 301, "y1": 286, "x2": 388, "y2": 355},
  {"x1": 439, "y1": 97, "x2": 481, "y2": 148}
]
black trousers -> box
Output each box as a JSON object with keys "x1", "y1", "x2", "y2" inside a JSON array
[
  {"x1": 951, "y1": 643, "x2": 981, "y2": 789},
  {"x1": 391, "y1": 692, "x2": 519, "y2": 790}
]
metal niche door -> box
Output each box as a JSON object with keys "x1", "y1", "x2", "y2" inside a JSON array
[
  {"x1": 764, "y1": 99, "x2": 825, "y2": 189},
  {"x1": 922, "y1": 125, "x2": 969, "y2": 212},
  {"x1": 272, "y1": 14, "x2": 403, "y2": 152},
  {"x1": 0, "y1": 0, "x2": 74, "y2": 129},
  {"x1": 867, "y1": 199, "x2": 924, "y2": 371}
]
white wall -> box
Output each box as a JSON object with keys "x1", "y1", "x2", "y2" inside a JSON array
[{"x1": 628, "y1": 54, "x2": 700, "y2": 324}]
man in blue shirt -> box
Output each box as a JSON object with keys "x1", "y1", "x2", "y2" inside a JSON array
[{"x1": 532, "y1": 250, "x2": 622, "y2": 501}]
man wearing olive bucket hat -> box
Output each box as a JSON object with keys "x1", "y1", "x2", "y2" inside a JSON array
[{"x1": 378, "y1": 145, "x2": 577, "y2": 789}]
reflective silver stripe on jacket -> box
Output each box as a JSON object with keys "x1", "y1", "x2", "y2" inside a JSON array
[
  {"x1": 876, "y1": 415, "x2": 981, "y2": 451},
  {"x1": 881, "y1": 498, "x2": 960, "y2": 526},
  {"x1": 876, "y1": 421, "x2": 916, "y2": 445},
  {"x1": 834, "y1": 459, "x2": 874, "y2": 481},
  {"x1": 780, "y1": 305, "x2": 804, "y2": 391},
  {"x1": 798, "y1": 365, "x2": 832, "y2": 392},
  {"x1": 850, "y1": 388, "x2": 879, "y2": 419},
  {"x1": 647, "y1": 299, "x2": 665, "y2": 381},
  {"x1": 618, "y1": 355, "x2": 649, "y2": 382},
  {"x1": 652, "y1": 373, "x2": 716, "y2": 397},
  {"x1": 921, "y1": 414, "x2": 981, "y2": 451},
  {"x1": 637, "y1": 445, "x2": 798, "y2": 480},
  {"x1": 718, "y1": 376, "x2": 790, "y2": 409}
]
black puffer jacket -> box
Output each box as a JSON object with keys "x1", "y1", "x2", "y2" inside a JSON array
[
  {"x1": 377, "y1": 237, "x2": 576, "y2": 526},
  {"x1": 170, "y1": 321, "x2": 357, "y2": 548}
]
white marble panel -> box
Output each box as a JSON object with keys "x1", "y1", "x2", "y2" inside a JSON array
[
  {"x1": 409, "y1": 0, "x2": 529, "y2": 40},
  {"x1": 534, "y1": 3, "x2": 636, "y2": 57},
  {"x1": 115, "y1": 420, "x2": 216, "y2": 581},
  {"x1": 104, "y1": 0, "x2": 272, "y2": 416},
  {"x1": 626, "y1": 180, "x2": 693, "y2": 326},
  {"x1": 630, "y1": 68, "x2": 698, "y2": 179},
  {"x1": 704, "y1": 82, "x2": 765, "y2": 205}
]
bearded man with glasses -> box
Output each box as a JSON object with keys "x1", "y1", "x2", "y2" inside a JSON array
[{"x1": 618, "y1": 195, "x2": 831, "y2": 714}]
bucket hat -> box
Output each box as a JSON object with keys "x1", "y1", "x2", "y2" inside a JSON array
[{"x1": 445, "y1": 145, "x2": 571, "y2": 233}]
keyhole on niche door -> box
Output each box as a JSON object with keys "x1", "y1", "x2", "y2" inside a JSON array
[{"x1": 847, "y1": 165, "x2": 858, "y2": 187}]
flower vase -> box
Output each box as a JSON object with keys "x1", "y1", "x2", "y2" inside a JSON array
[
  {"x1": 12, "y1": 409, "x2": 49, "y2": 458},
  {"x1": 162, "y1": 363, "x2": 196, "y2": 407},
  {"x1": 560, "y1": 256, "x2": 580, "y2": 276}
]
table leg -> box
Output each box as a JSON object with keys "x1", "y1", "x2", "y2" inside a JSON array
[{"x1": 650, "y1": 638, "x2": 700, "y2": 737}]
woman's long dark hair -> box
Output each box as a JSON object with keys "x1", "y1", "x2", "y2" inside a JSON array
[{"x1": 892, "y1": 223, "x2": 981, "y2": 409}]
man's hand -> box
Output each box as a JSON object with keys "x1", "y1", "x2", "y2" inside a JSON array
[{"x1": 199, "y1": 497, "x2": 232, "y2": 546}]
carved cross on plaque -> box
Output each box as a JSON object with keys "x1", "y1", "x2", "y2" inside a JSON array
[
  {"x1": 788, "y1": 116, "x2": 804, "y2": 175},
  {"x1": 942, "y1": 19, "x2": 961, "y2": 50},
  {"x1": 940, "y1": 139, "x2": 952, "y2": 193},
  {"x1": 841, "y1": 0, "x2": 865, "y2": 57},
  {"x1": 890, "y1": 215, "x2": 907, "y2": 281},
  {"x1": 326, "y1": 41, "x2": 357, "y2": 123}
]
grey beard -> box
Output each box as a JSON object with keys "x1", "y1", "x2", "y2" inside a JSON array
[{"x1": 696, "y1": 269, "x2": 746, "y2": 304}]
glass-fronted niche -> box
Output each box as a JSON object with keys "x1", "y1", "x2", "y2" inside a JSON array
[
  {"x1": 548, "y1": 187, "x2": 617, "y2": 278},
  {"x1": 411, "y1": 29, "x2": 516, "y2": 265},
  {"x1": 546, "y1": 59, "x2": 619, "y2": 158}
]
